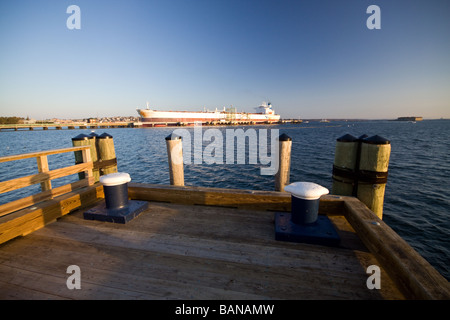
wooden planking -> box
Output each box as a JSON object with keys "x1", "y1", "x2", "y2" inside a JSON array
[
  {"x1": 60, "y1": 200, "x2": 367, "y2": 252},
  {"x1": 0, "y1": 183, "x2": 104, "y2": 244},
  {"x1": 0, "y1": 237, "x2": 270, "y2": 300},
  {"x1": 0, "y1": 240, "x2": 369, "y2": 300},
  {"x1": 0, "y1": 182, "x2": 447, "y2": 299},
  {"x1": 0, "y1": 203, "x2": 403, "y2": 300},
  {"x1": 0, "y1": 146, "x2": 90, "y2": 163},
  {"x1": 32, "y1": 219, "x2": 366, "y2": 273},
  {"x1": 0, "y1": 277, "x2": 69, "y2": 300},
  {"x1": 44, "y1": 205, "x2": 401, "y2": 299},
  {"x1": 0, "y1": 162, "x2": 93, "y2": 194},
  {"x1": 343, "y1": 197, "x2": 450, "y2": 300},
  {"x1": 0, "y1": 263, "x2": 161, "y2": 300}
]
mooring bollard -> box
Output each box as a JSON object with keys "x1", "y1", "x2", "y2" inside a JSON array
[
  {"x1": 331, "y1": 134, "x2": 391, "y2": 219},
  {"x1": 165, "y1": 133, "x2": 184, "y2": 186},
  {"x1": 100, "y1": 172, "x2": 131, "y2": 211},
  {"x1": 83, "y1": 172, "x2": 149, "y2": 223},
  {"x1": 274, "y1": 181, "x2": 340, "y2": 246},
  {"x1": 275, "y1": 133, "x2": 292, "y2": 192},
  {"x1": 286, "y1": 182, "x2": 329, "y2": 225},
  {"x1": 97, "y1": 132, "x2": 118, "y2": 176}
]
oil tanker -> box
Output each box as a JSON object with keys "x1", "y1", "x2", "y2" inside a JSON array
[{"x1": 136, "y1": 102, "x2": 280, "y2": 127}]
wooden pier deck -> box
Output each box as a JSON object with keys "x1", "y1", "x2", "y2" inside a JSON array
[
  {"x1": 1, "y1": 182, "x2": 448, "y2": 300},
  {"x1": 0, "y1": 190, "x2": 403, "y2": 300}
]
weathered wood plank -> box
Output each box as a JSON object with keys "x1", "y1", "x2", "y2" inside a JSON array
[
  {"x1": 0, "y1": 263, "x2": 161, "y2": 300},
  {"x1": 0, "y1": 238, "x2": 270, "y2": 300},
  {"x1": 128, "y1": 183, "x2": 291, "y2": 211},
  {"x1": 0, "y1": 277, "x2": 69, "y2": 300},
  {"x1": 128, "y1": 183, "x2": 345, "y2": 215},
  {"x1": 343, "y1": 197, "x2": 450, "y2": 300}
]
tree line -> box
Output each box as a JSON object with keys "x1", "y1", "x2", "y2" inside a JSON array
[{"x1": 0, "y1": 117, "x2": 24, "y2": 124}]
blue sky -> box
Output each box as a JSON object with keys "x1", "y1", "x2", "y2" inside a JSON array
[{"x1": 0, "y1": 0, "x2": 449, "y2": 119}]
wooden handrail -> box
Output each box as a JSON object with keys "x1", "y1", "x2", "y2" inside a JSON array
[
  {"x1": 0, "y1": 146, "x2": 94, "y2": 217},
  {"x1": 0, "y1": 162, "x2": 93, "y2": 194},
  {"x1": 0, "y1": 146, "x2": 90, "y2": 163}
]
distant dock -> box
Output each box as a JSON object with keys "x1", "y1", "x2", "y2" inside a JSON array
[
  {"x1": 396, "y1": 116, "x2": 423, "y2": 121},
  {"x1": 0, "y1": 122, "x2": 135, "y2": 132}
]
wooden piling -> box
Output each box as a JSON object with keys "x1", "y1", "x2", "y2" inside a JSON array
[
  {"x1": 71, "y1": 134, "x2": 90, "y2": 180},
  {"x1": 356, "y1": 135, "x2": 390, "y2": 219},
  {"x1": 332, "y1": 134, "x2": 391, "y2": 220},
  {"x1": 165, "y1": 134, "x2": 184, "y2": 186},
  {"x1": 332, "y1": 134, "x2": 358, "y2": 196},
  {"x1": 97, "y1": 133, "x2": 118, "y2": 176},
  {"x1": 275, "y1": 133, "x2": 292, "y2": 192},
  {"x1": 72, "y1": 133, "x2": 101, "y2": 182},
  {"x1": 87, "y1": 132, "x2": 100, "y2": 182}
]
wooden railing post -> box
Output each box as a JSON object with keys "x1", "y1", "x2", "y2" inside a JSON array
[
  {"x1": 81, "y1": 146, "x2": 94, "y2": 185},
  {"x1": 36, "y1": 155, "x2": 52, "y2": 191}
]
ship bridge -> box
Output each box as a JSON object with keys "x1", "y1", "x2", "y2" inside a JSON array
[{"x1": 255, "y1": 102, "x2": 275, "y2": 115}]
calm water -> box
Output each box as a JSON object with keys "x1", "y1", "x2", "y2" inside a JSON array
[{"x1": 0, "y1": 120, "x2": 449, "y2": 280}]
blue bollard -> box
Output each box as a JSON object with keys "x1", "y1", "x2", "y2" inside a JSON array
[
  {"x1": 275, "y1": 182, "x2": 340, "y2": 246},
  {"x1": 84, "y1": 172, "x2": 148, "y2": 224}
]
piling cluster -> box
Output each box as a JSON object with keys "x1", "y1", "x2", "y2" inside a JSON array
[
  {"x1": 332, "y1": 134, "x2": 391, "y2": 219},
  {"x1": 71, "y1": 132, "x2": 118, "y2": 182}
]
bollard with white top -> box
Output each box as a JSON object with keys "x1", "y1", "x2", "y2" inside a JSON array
[
  {"x1": 274, "y1": 181, "x2": 340, "y2": 246},
  {"x1": 83, "y1": 172, "x2": 148, "y2": 223},
  {"x1": 100, "y1": 172, "x2": 131, "y2": 211}
]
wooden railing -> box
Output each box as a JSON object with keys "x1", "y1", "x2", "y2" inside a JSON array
[{"x1": 0, "y1": 146, "x2": 94, "y2": 217}]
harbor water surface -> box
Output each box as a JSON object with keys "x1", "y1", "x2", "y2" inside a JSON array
[{"x1": 0, "y1": 120, "x2": 449, "y2": 281}]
